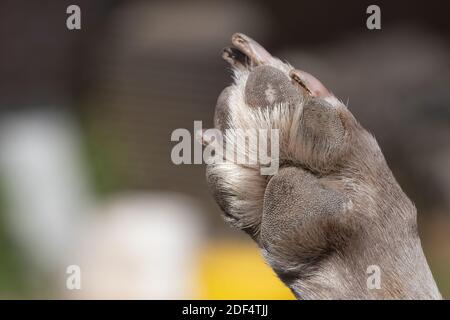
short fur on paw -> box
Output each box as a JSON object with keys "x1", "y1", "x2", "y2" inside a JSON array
[
  {"x1": 203, "y1": 34, "x2": 419, "y2": 286},
  {"x1": 200, "y1": 34, "x2": 442, "y2": 300}
]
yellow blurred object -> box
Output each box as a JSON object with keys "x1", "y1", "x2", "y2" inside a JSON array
[{"x1": 198, "y1": 240, "x2": 295, "y2": 299}]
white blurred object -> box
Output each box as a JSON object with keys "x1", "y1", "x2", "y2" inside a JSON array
[
  {"x1": 0, "y1": 110, "x2": 207, "y2": 298},
  {"x1": 0, "y1": 109, "x2": 92, "y2": 270},
  {"x1": 66, "y1": 192, "x2": 205, "y2": 299}
]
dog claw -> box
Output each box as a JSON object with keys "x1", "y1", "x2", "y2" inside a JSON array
[
  {"x1": 289, "y1": 69, "x2": 331, "y2": 98},
  {"x1": 222, "y1": 47, "x2": 249, "y2": 70}
]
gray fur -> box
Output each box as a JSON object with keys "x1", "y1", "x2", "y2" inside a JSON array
[{"x1": 204, "y1": 33, "x2": 441, "y2": 299}]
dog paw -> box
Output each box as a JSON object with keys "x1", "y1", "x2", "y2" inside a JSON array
[
  {"x1": 203, "y1": 34, "x2": 412, "y2": 247},
  {"x1": 201, "y1": 34, "x2": 438, "y2": 299}
]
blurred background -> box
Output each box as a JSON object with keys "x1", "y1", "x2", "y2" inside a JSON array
[{"x1": 0, "y1": 0, "x2": 449, "y2": 299}]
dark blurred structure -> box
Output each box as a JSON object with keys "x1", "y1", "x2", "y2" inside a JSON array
[{"x1": 0, "y1": 0, "x2": 449, "y2": 298}]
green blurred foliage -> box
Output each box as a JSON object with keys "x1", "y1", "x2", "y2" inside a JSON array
[
  {"x1": 79, "y1": 112, "x2": 125, "y2": 196},
  {"x1": 0, "y1": 178, "x2": 28, "y2": 298}
]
